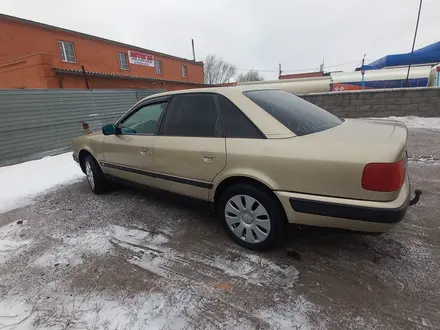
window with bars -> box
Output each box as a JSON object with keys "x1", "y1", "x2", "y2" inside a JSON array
[
  {"x1": 154, "y1": 60, "x2": 163, "y2": 74},
  {"x1": 118, "y1": 53, "x2": 129, "y2": 70},
  {"x1": 182, "y1": 64, "x2": 188, "y2": 78},
  {"x1": 58, "y1": 41, "x2": 76, "y2": 63}
]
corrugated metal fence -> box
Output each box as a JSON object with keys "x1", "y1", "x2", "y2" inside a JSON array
[{"x1": 0, "y1": 89, "x2": 162, "y2": 166}]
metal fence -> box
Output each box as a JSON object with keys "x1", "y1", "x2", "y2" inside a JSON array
[{"x1": 0, "y1": 88, "x2": 162, "y2": 166}]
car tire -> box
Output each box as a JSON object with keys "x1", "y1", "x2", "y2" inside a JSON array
[
  {"x1": 83, "y1": 155, "x2": 108, "y2": 194},
  {"x1": 218, "y1": 183, "x2": 284, "y2": 251}
]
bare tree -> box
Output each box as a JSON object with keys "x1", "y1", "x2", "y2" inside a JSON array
[
  {"x1": 236, "y1": 69, "x2": 264, "y2": 82},
  {"x1": 204, "y1": 54, "x2": 237, "y2": 84}
]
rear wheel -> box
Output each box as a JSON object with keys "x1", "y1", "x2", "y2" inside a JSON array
[
  {"x1": 83, "y1": 155, "x2": 108, "y2": 194},
  {"x1": 218, "y1": 183, "x2": 284, "y2": 251}
]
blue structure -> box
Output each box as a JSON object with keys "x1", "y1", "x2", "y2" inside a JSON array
[{"x1": 358, "y1": 41, "x2": 440, "y2": 71}]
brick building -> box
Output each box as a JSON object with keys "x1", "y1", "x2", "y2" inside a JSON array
[{"x1": 0, "y1": 14, "x2": 206, "y2": 90}]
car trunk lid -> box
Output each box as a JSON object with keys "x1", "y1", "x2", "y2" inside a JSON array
[{"x1": 274, "y1": 119, "x2": 409, "y2": 202}]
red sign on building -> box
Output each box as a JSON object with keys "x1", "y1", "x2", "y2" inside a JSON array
[{"x1": 128, "y1": 50, "x2": 154, "y2": 67}]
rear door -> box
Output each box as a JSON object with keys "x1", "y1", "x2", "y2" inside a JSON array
[
  {"x1": 101, "y1": 99, "x2": 167, "y2": 186},
  {"x1": 152, "y1": 93, "x2": 226, "y2": 200}
]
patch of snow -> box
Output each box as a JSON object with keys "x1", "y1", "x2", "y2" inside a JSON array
[
  {"x1": 0, "y1": 153, "x2": 84, "y2": 214},
  {"x1": 109, "y1": 225, "x2": 175, "y2": 278},
  {"x1": 112, "y1": 225, "x2": 169, "y2": 246},
  {"x1": 33, "y1": 230, "x2": 111, "y2": 267},
  {"x1": 370, "y1": 116, "x2": 440, "y2": 130},
  {"x1": 0, "y1": 222, "x2": 31, "y2": 265},
  {"x1": 421, "y1": 317, "x2": 431, "y2": 327},
  {"x1": 0, "y1": 296, "x2": 34, "y2": 329},
  {"x1": 202, "y1": 253, "x2": 299, "y2": 288},
  {"x1": 110, "y1": 225, "x2": 299, "y2": 287},
  {"x1": 256, "y1": 296, "x2": 315, "y2": 330},
  {"x1": 128, "y1": 249, "x2": 176, "y2": 278},
  {"x1": 61, "y1": 293, "x2": 181, "y2": 330},
  {"x1": 408, "y1": 155, "x2": 440, "y2": 166},
  {"x1": 0, "y1": 291, "x2": 190, "y2": 330}
]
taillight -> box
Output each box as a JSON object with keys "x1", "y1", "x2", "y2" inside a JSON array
[{"x1": 362, "y1": 160, "x2": 405, "y2": 192}]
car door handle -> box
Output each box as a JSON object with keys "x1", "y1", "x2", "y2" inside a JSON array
[
  {"x1": 202, "y1": 152, "x2": 215, "y2": 162},
  {"x1": 139, "y1": 148, "x2": 150, "y2": 156}
]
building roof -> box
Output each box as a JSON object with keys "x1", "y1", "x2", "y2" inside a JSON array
[
  {"x1": 0, "y1": 13, "x2": 204, "y2": 66},
  {"x1": 53, "y1": 68, "x2": 208, "y2": 85},
  {"x1": 359, "y1": 41, "x2": 440, "y2": 70}
]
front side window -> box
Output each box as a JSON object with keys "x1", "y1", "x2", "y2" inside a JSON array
[
  {"x1": 161, "y1": 94, "x2": 219, "y2": 137},
  {"x1": 118, "y1": 102, "x2": 166, "y2": 135},
  {"x1": 118, "y1": 53, "x2": 129, "y2": 70},
  {"x1": 218, "y1": 95, "x2": 262, "y2": 138},
  {"x1": 244, "y1": 90, "x2": 343, "y2": 136},
  {"x1": 181, "y1": 65, "x2": 188, "y2": 78},
  {"x1": 58, "y1": 41, "x2": 76, "y2": 63},
  {"x1": 155, "y1": 60, "x2": 163, "y2": 74}
]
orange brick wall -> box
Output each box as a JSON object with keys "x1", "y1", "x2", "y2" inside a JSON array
[
  {"x1": 0, "y1": 16, "x2": 205, "y2": 89},
  {"x1": 0, "y1": 53, "x2": 57, "y2": 88}
]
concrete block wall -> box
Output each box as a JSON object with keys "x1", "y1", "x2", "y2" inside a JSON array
[{"x1": 300, "y1": 87, "x2": 440, "y2": 118}]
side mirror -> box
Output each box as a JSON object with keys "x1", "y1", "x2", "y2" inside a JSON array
[{"x1": 102, "y1": 124, "x2": 118, "y2": 135}]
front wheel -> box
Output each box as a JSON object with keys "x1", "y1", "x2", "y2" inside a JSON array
[
  {"x1": 218, "y1": 183, "x2": 284, "y2": 251},
  {"x1": 84, "y1": 155, "x2": 108, "y2": 194}
]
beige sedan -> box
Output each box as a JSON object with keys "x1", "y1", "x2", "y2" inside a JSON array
[{"x1": 73, "y1": 86, "x2": 421, "y2": 250}]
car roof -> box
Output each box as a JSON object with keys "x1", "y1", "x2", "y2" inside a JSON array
[{"x1": 143, "y1": 85, "x2": 276, "y2": 100}]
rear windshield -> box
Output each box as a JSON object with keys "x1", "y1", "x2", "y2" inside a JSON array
[{"x1": 244, "y1": 90, "x2": 343, "y2": 136}]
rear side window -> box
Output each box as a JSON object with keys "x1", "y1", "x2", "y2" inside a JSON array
[
  {"x1": 218, "y1": 96, "x2": 262, "y2": 138},
  {"x1": 244, "y1": 90, "x2": 343, "y2": 136},
  {"x1": 161, "y1": 94, "x2": 219, "y2": 137}
]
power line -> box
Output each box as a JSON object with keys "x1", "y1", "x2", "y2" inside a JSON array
[{"x1": 236, "y1": 60, "x2": 362, "y2": 74}]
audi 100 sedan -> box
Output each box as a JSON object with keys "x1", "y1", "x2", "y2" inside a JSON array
[{"x1": 73, "y1": 86, "x2": 421, "y2": 250}]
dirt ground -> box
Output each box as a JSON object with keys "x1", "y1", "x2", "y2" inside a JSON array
[{"x1": 0, "y1": 127, "x2": 439, "y2": 329}]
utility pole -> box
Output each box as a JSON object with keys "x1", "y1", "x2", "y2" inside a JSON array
[
  {"x1": 279, "y1": 63, "x2": 282, "y2": 78},
  {"x1": 406, "y1": 0, "x2": 423, "y2": 87},
  {"x1": 191, "y1": 39, "x2": 196, "y2": 61},
  {"x1": 361, "y1": 54, "x2": 367, "y2": 90}
]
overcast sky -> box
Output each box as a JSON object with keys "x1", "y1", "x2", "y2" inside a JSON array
[{"x1": 1, "y1": 0, "x2": 439, "y2": 79}]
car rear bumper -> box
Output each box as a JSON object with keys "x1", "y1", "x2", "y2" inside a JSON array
[{"x1": 275, "y1": 175, "x2": 410, "y2": 233}]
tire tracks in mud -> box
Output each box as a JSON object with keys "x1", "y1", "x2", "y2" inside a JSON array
[{"x1": 108, "y1": 225, "x2": 309, "y2": 329}]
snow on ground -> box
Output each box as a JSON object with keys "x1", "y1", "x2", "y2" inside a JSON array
[
  {"x1": 371, "y1": 116, "x2": 440, "y2": 130},
  {"x1": 33, "y1": 229, "x2": 111, "y2": 268},
  {"x1": 0, "y1": 291, "x2": 189, "y2": 330},
  {"x1": 0, "y1": 153, "x2": 84, "y2": 214},
  {"x1": 0, "y1": 223, "x2": 314, "y2": 329},
  {"x1": 0, "y1": 221, "x2": 32, "y2": 265}
]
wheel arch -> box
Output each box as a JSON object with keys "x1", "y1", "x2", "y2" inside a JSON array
[
  {"x1": 212, "y1": 175, "x2": 286, "y2": 220},
  {"x1": 78, "y1": 148, "x2": 96, "y2": 173},
  {"x1": 211, "y1": 171, "x2": 277, "y2": 201}
]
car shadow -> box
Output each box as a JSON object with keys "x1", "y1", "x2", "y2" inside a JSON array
[
  {"x1": 99, "y1": 182, "x2": 406, "y2": 264},
  {"x1": 281, "y1": 223, "x2": 406, "y2": 265}
]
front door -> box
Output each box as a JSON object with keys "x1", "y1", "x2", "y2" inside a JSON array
[
  {"x1": 153, "y1": 93, "x2": 226, "y2": 200},
  {"x1": 102, "y1": 101, "x2": 167, "y2": 186}
]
